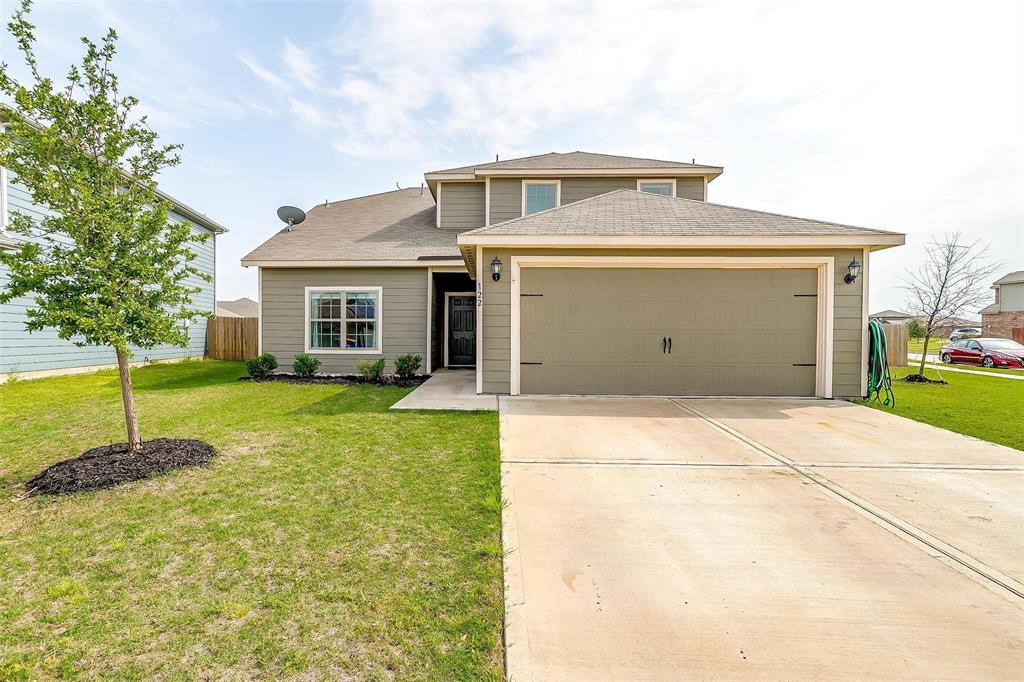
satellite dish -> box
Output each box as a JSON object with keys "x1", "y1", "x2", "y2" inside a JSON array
[{"x1": 277, "y1": 205, "x2": 306, "y2": 231}]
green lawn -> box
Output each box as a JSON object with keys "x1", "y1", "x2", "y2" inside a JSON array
[
  {"x1": 860, "y1": 367, "x2": 1024, "y2": 451},
  {"x1": 0, "y1": 360, "x2": 503, "y2": 680}
]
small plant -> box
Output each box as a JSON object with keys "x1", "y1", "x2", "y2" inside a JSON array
[
  {"x1": 245, "y1": 353, "x2": 278, "y2": 379},
  {"x1": 393, "y1": 354, "x2": 422, "y2": 380},
  {"x1": 356, "y1": 358, "x2": 386, "y2": 383},
  {"x1": 292, "y1": 353, "x2": 320, "y2": 377}
]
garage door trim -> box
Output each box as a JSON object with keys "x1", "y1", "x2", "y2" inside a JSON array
[{"x1": 509, "y1": 255, "x2": 835, "y2": 398}]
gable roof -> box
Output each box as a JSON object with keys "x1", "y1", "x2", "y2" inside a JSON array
[
  {"x1": 870, "y1": 310, "x2": 912, "y2": 319},
  {"x1": 457, "y1": 190, "x2": 904, "y2": 272},
  {"x1": 215, "y1": 297, "x2": 258, "y2": 317},
  {"x1": 993, "y1": 270, "x2": 1024, "y2": 286},
  {"x1": 241, "y1": 188, "x2": 461, "y2": 266}
]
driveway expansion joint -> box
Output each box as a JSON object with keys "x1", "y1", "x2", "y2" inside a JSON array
[{"x1": 669, "y1": 398, "x2": 1024, "y2": 602}]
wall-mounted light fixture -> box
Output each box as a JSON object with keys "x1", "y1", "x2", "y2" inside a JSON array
[
  {"x1": 844, "y1": 258, "x2": 862, "y2": 284},
  {"x1": 491, "y1": 256, "x2": 503, "y2": 282}
]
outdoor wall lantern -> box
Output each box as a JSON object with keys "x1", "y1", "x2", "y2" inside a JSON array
[
  {"x1": 491, "y1": 256, "x2": 503, "y2": 282},
  {"x1": 844, "y1": 258, "x2": 862, "y2": 284}
]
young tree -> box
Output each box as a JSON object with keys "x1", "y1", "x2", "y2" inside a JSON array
[
  {"x1": 902, "y1": 233, "x2": 1000, "y2": 378},
  {"x1": 905, "y1": 317, "x2": 927, "y2": 342},
  {"x1": 0, "y1": 1, "x2": 210, "y2": 452}
]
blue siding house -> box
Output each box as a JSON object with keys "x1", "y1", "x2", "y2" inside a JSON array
[{"x1": 0, "y1": 169, "x2": 226, "y2": 380}]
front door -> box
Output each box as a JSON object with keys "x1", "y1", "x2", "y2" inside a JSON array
[{"x1": 447, "y1": 294, "x2": 476, "y2": 367}]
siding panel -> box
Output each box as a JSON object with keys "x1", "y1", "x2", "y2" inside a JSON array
[
  {"x1": 1, "y1": 177, "x2": 216, "y2": 374},
  {"x1": 438, "y1": 182, "x2": 485, "y2": 229},
  {"x1": 260, "y1": 267, "x2": 427, "y2": 374}
]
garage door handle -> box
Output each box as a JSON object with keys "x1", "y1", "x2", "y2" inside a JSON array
[
  {"x1": 668, "y1": 337, "x2": 672, "y2": 354},
  {"x1": 662, "y1": 337, "x2": 667, "y2": 354}
]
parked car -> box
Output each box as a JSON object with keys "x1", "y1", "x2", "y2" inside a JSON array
[
  {"x1": 949, "y1": 327, "x2": 982, "y2": 341},
  {"x1": 939, "y1": 338, "x2": 1024, "y2": 368}
]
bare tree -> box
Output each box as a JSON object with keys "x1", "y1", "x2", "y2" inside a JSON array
[{"x1": 903, "y1": 233, "x2": 1001, "y2": 378}]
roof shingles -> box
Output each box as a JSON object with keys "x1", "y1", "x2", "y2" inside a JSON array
[
  {"x1": 429, "y1": 151, "x2": 719, "y2": 175},
  {"x1": 460, "y1": 189, "x2": 900, "y2": 238}
]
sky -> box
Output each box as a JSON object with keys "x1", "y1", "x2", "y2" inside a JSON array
[{"x1": 4, "y1": 0, "x2": 1023, "y2": 313}]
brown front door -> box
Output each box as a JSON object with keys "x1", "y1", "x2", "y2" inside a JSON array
[{"x1": 448, "y1": 295, "x2": 476, "y2": 366}]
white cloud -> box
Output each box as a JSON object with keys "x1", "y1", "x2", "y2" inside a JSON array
[
  {"x1": 237, "y1": 52, "x2": 293, "y2": 91},
  {"x1": 283, "y1": 39, "x2": 322, "y2": 90}
]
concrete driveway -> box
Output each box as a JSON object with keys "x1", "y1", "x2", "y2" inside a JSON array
[{"x1": 499, "y1": 397, "x2": 1023, "y2": 681}]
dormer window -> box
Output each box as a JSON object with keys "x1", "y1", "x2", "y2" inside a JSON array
[
  {"x1": 522, "y1": 180, "x2": 560, "y2": 215},
  {"x1": 637, "y1": 179, "x2": 676, "y2": 196}
]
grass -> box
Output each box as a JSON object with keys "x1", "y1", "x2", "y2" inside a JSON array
[
  {"x1": 859, "y1": 366, "x2": 1024, "y2": 451},
  {"x1": 0, "y1": 360, "x2": 503, "y2": 680}
]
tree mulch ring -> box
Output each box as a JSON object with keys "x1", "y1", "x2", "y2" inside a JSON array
[
  {"x1": 239, "y1": 373, "x2": 428, "y2": 388},
  {"x1": 902, "y1": 373, "x2": 948, "y2": 385},
  {"x1": 25, "y1": 438, "x2": 216, "y2": 497}
]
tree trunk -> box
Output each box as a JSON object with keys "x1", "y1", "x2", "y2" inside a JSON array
[
  {"x1": 917, "y1": 335, "x2": 931, "y2": 376},
  {"x1": 115, "y1": 347, "x2": 142, "y2": 453}
]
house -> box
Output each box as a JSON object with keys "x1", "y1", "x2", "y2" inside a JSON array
[
  {"x1": 979, "y1": 271, "x2": 1024, "y2": 341},
  {"x1": 0, "y1": 171, "x2": 225, "y2": 380},
  {"x1": 242, "y1": 151, "x2": 905, "y2": 398},
  {"x1": 216, "y1": 297, "x2": 259, "y2": 318},
  {"x1": 869, "y1": 309, "x2": 914, "y2": 324}
]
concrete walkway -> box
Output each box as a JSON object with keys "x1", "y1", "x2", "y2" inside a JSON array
[
  {"x1": 908, "y1": 353, "x2": 1024, "y2": 380},
  {"x1": 389, "y1": 368, "x2": 497, "y2": 410},
  {"x1": 500, "y1": 396, "x2": 1023, "y2": 681}
]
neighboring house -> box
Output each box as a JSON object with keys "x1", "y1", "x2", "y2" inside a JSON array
[
  {"x1": 216, "y1": 297, "x2": 259, "y2": 318},
  {"x1": 242, "y1": 151, "x2": 905, "y2": 398},
  {"x1": 980, "y1": 271, "x2": 1024, "y2": 341},
  {"x1": 869, "y1": 309, "x2": 913, "y2": 324},
  {"x1": 0, "y1": 169, "x2": 226, "y2": 380}
]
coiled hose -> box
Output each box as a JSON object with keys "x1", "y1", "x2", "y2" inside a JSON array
[{"x1": 867, "y1": 319, "x2": 895, "y2": 407}]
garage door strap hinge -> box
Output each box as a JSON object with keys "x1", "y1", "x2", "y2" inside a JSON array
[
  {"x1": 793, "y1": 293, "x2": 818, "y2": 297},
  {"x1": 520, "y1": 361, "x2": 543, "y2": 365},
  {"x1": 520, "y1": 293, "x2": 544, "y2": 297},
  {"x1": 792, "y1": 363, "x2": 816, "y2": 366}
]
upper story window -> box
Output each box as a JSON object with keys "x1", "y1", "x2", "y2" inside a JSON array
[
  {"x1": 306, "y1": 287, "x2": 382, "y2": 353},
  {"x1": 637, "y1": 179, "x2": 676, "y2": 196},
  {"x1": 522, "y1": 180, "x2": 560, "y2": 215}
]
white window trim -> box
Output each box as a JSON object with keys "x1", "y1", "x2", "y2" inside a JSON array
[
  {"x1": 303, "y1": 285, "x2": 384, "y2": 355},
  {"x1": 508, "y1": 255, "x2": 835, "y2": 398},
  {"x1": 0, "y1": 163, "x2": 8, "y2": 231},
  {"x1": 521, "y1": 179, "x2": 561, "y2": 216},
  {"x1": 636, "y1": 178, "x2": 677, "y2": 197},
  {"x1": 444, "y1": 291, "x2": 476, "y2": 368}
]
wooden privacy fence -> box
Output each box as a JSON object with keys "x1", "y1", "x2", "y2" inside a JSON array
[
  {"x1": 207, "y1": 316, "x2": 258, "y2": 361},
  {"x1": 883, "y1": 323, "x2": 908, "y2": 368}
]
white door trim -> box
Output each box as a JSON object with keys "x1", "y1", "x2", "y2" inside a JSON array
[
  {"x1": 444, "y1": 291, "x2": 476, "y2": 368},
  {"x1": 475, "y1": 246, "x2": 484, "y2": 393},
  {"x1": 509, "y1": 255, "x2": 836, "y2": 398},
  {"x1": 425, "y1": 267, "x2": 433, "y2": 374}
]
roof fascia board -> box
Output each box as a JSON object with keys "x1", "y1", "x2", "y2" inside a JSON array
[
  {"x1": 242, "y1": 259, "x2": 466, "y2": 268},
  {"x1": 476, "y1": 167, "x2": 722, "y2": 178},
  {"x1": 456, "y1": 234, "x2": 906, "y2": 250}
]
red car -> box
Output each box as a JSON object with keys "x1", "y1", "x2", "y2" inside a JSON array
[{"x1": 939, "y1": 337, "x2": 1024, "y2": 369}]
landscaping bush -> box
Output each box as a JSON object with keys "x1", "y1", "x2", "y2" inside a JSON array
[
  {"x1": 292, "y1": 353, "x2": 320, "y2": 377},
  {"x1": 245, "y1": 353, "x2": 278, "y2": 378},
  {"x1": 356, "y1": 358, "x2": 386, "y2": 383},
  {"x1": 394, "y1": 353, "x2": 422, "y2": 380}
]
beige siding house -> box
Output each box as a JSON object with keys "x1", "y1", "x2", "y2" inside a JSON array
[{"x1": 242, "y1": 151, "x2": 904, "y2": 398}]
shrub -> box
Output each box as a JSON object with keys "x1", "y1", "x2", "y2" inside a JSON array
[
  {"x1": 292, "y1": 353, "x2": 320, "y2": 377},
  {"x1": 245, "y1": 353, "x2": 278, "y2": 378},
  {"x1": 356, "y1": 358, "x2": 386, "y2": 383},
  {"x1": 393, "y1": 353, "x2": 422, "y2": 380}
]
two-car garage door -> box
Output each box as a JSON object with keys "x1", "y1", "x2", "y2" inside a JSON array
[{"x1": 519, "y1": 267, "x2": 819, "y2": 396}]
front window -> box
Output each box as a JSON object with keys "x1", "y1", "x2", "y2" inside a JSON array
[
  {"x1": 308, "y1": 288, "x2": 380, "y2": 351},
  {"x1": 637, "y1": 179, "x2": 676, "y2": 196},
  {"x1": 523, "y1": 181, "x2": 559, "y2": 215}
]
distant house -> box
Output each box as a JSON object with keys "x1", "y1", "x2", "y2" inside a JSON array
[
  {"x1": 0, "y1": 171, "x2": 226, "y2": 380},
  {"x1": 979, "y1": 271, "x2": 1024, "y2": 340},
  {"x1": 216, "y1": 297, "x2": 258, "y2": 318},
  {"x1": 869, "y1": 309, "x2": 913, "y2": 324}
]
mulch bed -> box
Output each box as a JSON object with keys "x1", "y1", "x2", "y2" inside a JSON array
[
  {"x1": 902, "y1": 373, "x2": 948, "y2": 385},
  {"x1": 25, "y1": 438, "x2": 216, "y2": 497},
  {"x1": 239, "y1": 373, "x2": 428, "y2": 388}
]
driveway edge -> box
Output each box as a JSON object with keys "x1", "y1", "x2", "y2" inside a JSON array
[{"x1": 501, "y1": 409, "x2": 533, "y2": 681}]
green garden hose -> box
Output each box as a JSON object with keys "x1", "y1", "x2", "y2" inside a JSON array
[{"x1": 867, "y1": 319, "x2": 895, "y2": 407}]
